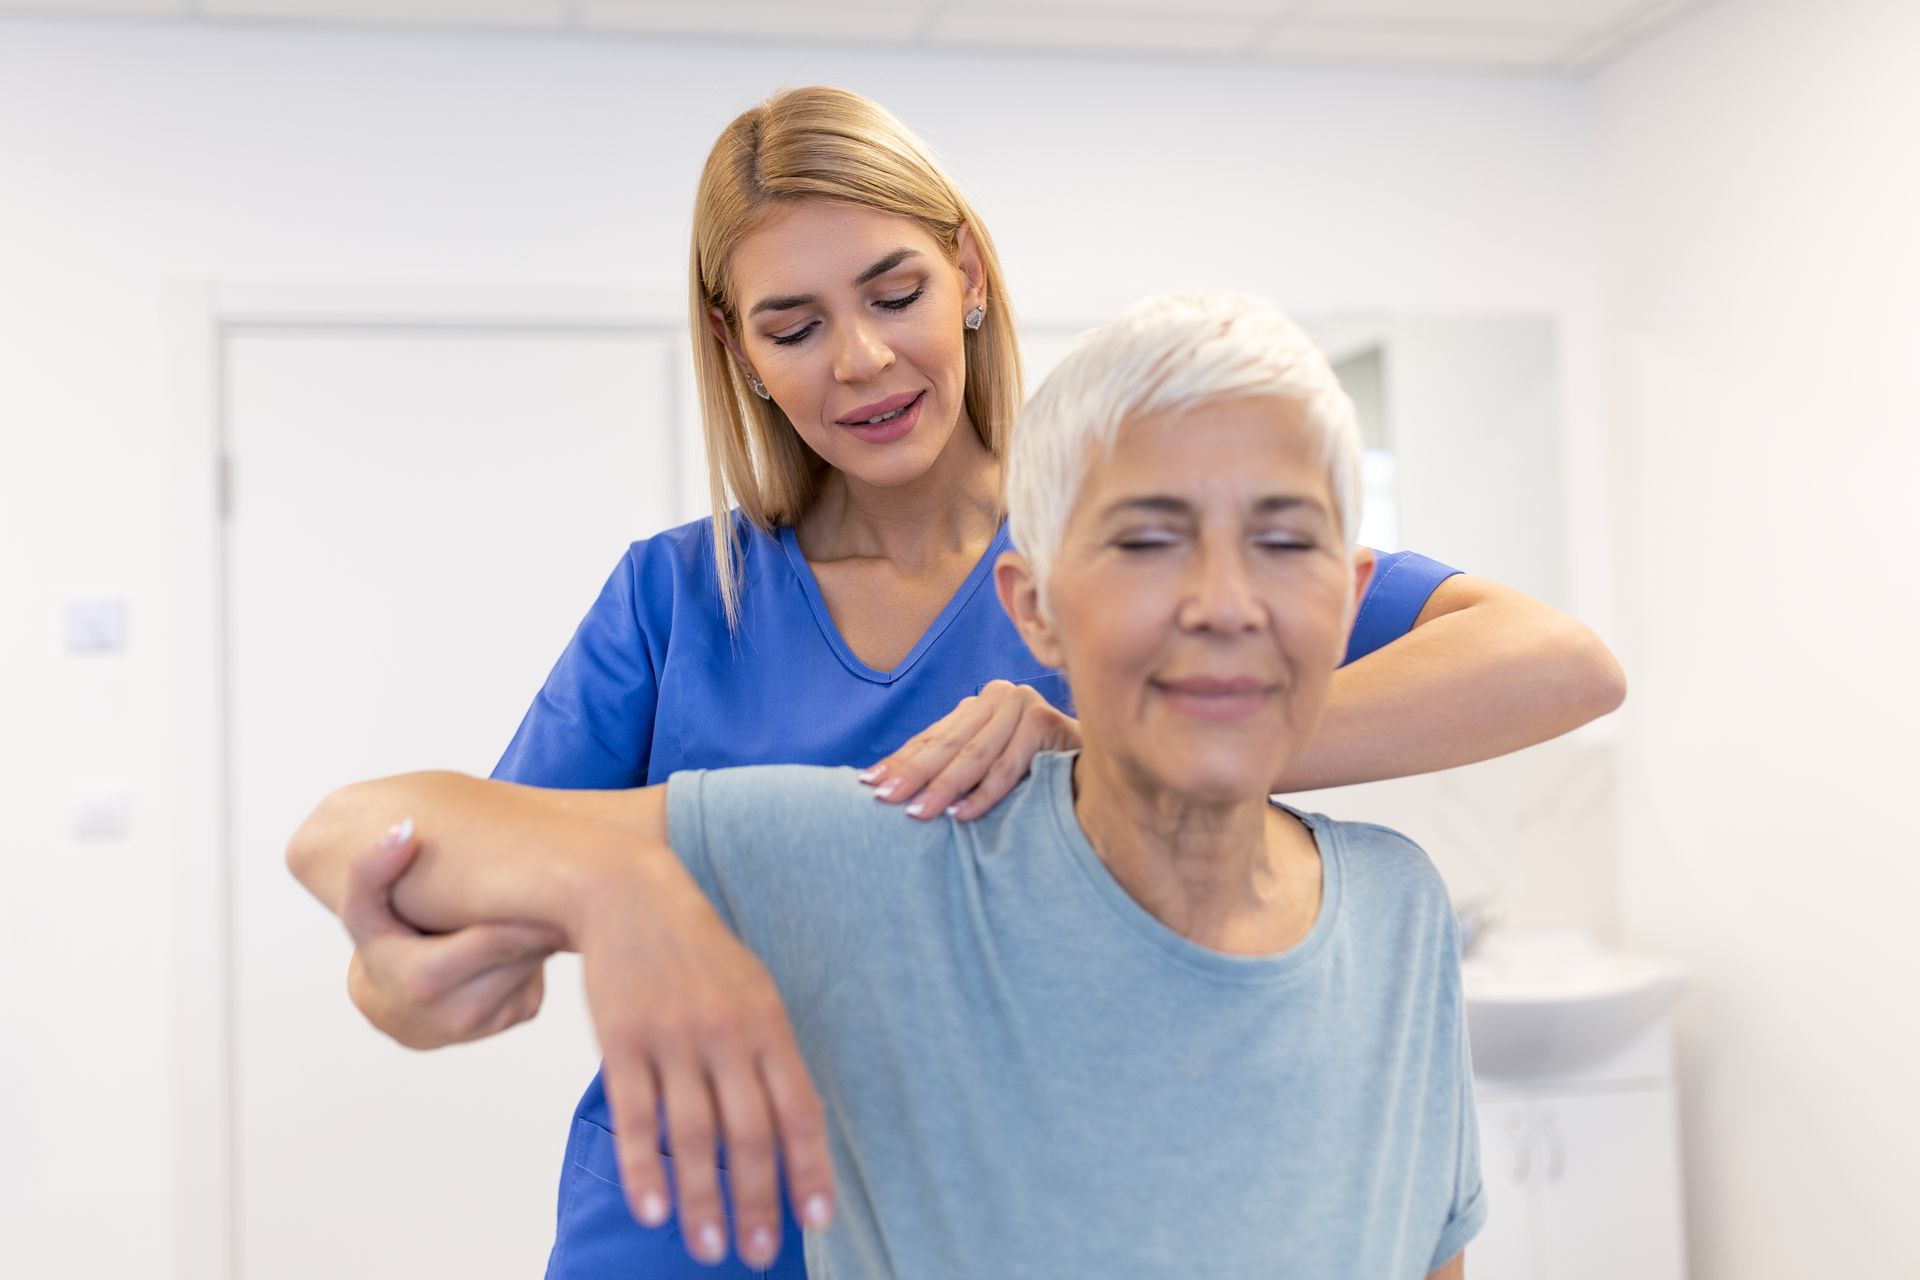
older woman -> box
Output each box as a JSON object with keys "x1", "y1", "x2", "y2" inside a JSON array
[{"x1": 291, "y1": 292, "x2": 1484, "y2": 1278}]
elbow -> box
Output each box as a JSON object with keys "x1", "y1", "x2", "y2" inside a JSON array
[
  {"x1": 284, "y1": 781, "x2": 361, "y2": 891},
  {"x1": 1561, "y1": 620, "x2": 1627, "y2": 723}
]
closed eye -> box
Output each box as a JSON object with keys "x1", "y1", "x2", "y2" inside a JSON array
[{"x1": 767, "y1": 286, "x2": 925, "y2": 348}]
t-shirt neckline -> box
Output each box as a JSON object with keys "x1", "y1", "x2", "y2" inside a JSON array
[
  {"x1": 1036, "y1": 750, "x2": 1344, "y2": 985},
  {"x1": 776, "y1": 518, "x2": 1012, "y2": 685}
]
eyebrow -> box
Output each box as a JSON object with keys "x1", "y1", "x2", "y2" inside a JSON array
[
  {"x1": 1101, "y1": 494, "x2": 1330, "y2": 520},
  {"x1": 746, "y1": 248, "x2": 924, "y2": 318}
]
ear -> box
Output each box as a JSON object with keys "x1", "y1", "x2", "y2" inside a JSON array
[
  {"x1": 707, "y1": 305, "x2": 759, "y2": 385},
  {"x1": 1348, "y1": 545, "x2": 1377, "y2": 623},
  {"x1": 994, "y1": 550, "x2": 1065, "y2": 669},
  {"x1": 953, "y1": 222, "x2": 988, "y2": 315}
]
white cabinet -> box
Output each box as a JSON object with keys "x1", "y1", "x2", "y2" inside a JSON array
[{"x1": 1470, "y1": 1016, "x2": 1688, "y2": 1279}]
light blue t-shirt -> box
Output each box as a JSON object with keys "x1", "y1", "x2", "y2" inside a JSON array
[{"x1": 665, "y1": 750, "x2": 1486, "y2": 1279}]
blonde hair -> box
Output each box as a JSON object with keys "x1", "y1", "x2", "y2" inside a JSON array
[
  {"x1": 690, "y1": 86, "x2": 1023, "y2": 627},
  {"x1": 1007, "y1": 292, "x2": 1365, "y2": 613}
]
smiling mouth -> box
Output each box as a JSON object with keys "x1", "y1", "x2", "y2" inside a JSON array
[{"x1": 839, "y1": 391, "x2": 923, "y2": 427}]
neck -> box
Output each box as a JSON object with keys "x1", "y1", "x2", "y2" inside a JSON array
[
  {"x1": 800, "y1": 414, "x2": 1002, "y2": 569},
  {"x1": 1070, "y1": 749, "x2": 1319, "y2": 955}
]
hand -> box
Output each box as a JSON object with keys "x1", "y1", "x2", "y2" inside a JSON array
[
  {"x1": 341, "y1": 823, "x2": 567, "y2": 1050},
  {"x1": 570, "y1": 852, "x2": 834, "y2": 1271},
  {"x1": 861, "y1": 679, "x2": 1081, "y2": 820}
]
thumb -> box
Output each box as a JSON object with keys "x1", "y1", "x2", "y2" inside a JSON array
[{"x1": 340, "y1": 819, "x2": 423, "y2": 944}]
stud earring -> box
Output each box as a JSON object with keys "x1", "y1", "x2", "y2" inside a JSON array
[
  {"x1": 747, "y1": 375, "x2": 771, "y2": 401},
  {"x1": 964, "y1": 305, "x2": 985, "y2": 331}
]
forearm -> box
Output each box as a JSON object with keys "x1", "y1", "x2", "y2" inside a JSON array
[
  {"x1": 1276, "y1": 578, "x2": 1626, "y2": 792},
  {"x1": 286, "y1": 772, "x2": 670, "y2": 944}
]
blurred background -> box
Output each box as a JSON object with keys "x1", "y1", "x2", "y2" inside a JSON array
[{"x1": 1, "y1": 0, "x2": 1915, "y2": 1276}]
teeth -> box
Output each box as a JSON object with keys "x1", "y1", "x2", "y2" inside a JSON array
[{"x1": 865, "y1": 404, "x2": 907, "y2": 425}]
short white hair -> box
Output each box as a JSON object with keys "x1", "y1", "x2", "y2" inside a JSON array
[{"x1": 1006, "y1": 292, "x2": 1364, "y2": 607}]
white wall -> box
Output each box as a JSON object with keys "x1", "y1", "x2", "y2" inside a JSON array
[
  {"x1": 1595, "y1": 0, "x2": 1920, "y2": 1274},
  {"x1": 0, "y1": 19, "x2": 1610, "y2": 1278}
]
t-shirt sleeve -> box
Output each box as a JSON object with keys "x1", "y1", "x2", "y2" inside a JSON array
[
  {"x1": 491, "y1": 546, "x2": 659, "y2": 788},
  {"x1": 1342, "y1": 549, "x2": 1463, "y2": 667},
  {"x1": 1429, "y1": 1006, "x2": 1489, "y2": 1271},
  {"x1": 665, "y1": 763, "x2": 930, "y2": 1006}
]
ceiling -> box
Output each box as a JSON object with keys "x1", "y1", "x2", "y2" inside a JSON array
[{"x1": 0, "y1": 0, "x2": 1716, "y2": 74}]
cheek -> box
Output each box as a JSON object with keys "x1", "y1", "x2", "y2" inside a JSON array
[{"x1": 1051, "y1": 568, "x2": 1175, "y2": 687}]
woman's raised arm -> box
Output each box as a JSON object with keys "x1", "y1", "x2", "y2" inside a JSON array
[{"x1": 1271, "y1": 572, "x2": 1625, "y2": 792}]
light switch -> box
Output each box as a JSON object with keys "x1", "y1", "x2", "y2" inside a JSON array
[
  {"x1": 66, "y1": 593, "x2": 127, "y2": 654},
  {"x1": 71, "y1": 779, "x2": 131, "y2": 842}
]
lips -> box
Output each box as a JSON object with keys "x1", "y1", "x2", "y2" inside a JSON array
[
  {"x1": 1158, "y1": 676, "x2": 1271, "y2": 696},
  {"x1": 837, "y1": 390, "x2": 923, "y2": 426},
  {"x1": 1155, "y1": 675, "x2": 1275, "y2": 722}
]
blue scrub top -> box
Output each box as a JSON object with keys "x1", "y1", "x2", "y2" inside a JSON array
[{"x1": 496, "y1": 512, "x2": 1459, "y2": 1280}]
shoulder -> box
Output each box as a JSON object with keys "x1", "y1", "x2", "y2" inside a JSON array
[
  {"x1": 621, "y1": 509, "x2": 768, "y2": 578},
  {"x1": 1296, "y1": 810, "x2": 1456, "y2": 920},
  {"x1": 613, "y1": 509, "x2": 782, "y2": 625},
  {"x1": 670, "y1": 763, "x2": 952, "y2": 851}
]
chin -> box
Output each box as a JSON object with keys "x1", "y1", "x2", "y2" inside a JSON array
[{"x1": 1137, "y1": 737, "x2": 1289, "y2": 805}]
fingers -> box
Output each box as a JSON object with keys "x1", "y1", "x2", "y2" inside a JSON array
[
  {"x1": 602, "y1": 1040, "x2": 672, "y2": 1235},
  {"x1": 709, "y1": 1052, "x2": 782, "y2": 1268},
  {"x1": 351, "y1": 925, "x2": 555, "y2": 1049},
  {"x1": 859, "y1": 689, "x2": 999, "y2": 808},
  {"x1": 943, "y1": 709, "x2": 1053, "y2": 821},
  {"x1": 898, "y1": 692, "x2": 1025, "y2": 820},
  {"x1": 758, "y1": 1032, "x2": 834, "y2": 1234},
  {"x1": 657, "y1": 1051, "x2": 728, "y2": 1265}
]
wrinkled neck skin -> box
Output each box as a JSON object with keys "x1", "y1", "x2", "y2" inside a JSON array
[
  {"x1": 797, "y1": 409, "x2": 1002, "y2": 572},
  {"x1": 1070, "y1": 747, "x2": 1318, "y2": 955}
]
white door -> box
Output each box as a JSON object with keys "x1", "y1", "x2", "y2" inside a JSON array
[{"x1": 225, "y1": 322, "x2": 687, "y2": 1280}]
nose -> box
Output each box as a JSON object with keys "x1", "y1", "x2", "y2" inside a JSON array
[
  {"x1": 1177, "y1": 536, "x2": 1265, "y2": 635},
  {"x1": 833, "y1": 313, "x2": 895, "y2": 385}
]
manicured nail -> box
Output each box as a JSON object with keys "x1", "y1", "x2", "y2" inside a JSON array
[
  {"x1": 803, "y1": 1194, "x2": 832, "y2": 1228},
  {"x1": 746, "y1": 1226, "x2": 775, "y2": 1261},
  {"x1": 638, "y1": 1190, "x2": 668, "y2": 1226},
  {"x1": 382, "y1": 817, "x2": 414, "y2": 849},
  {"x1": 858, "y1": 767, "x2": 882, "y2": 783},
  {"x1": 944, "y1": 805, "x2": 960, "y2": 818},
  {"x1": 874, "y1": 780, "x2": 900, "y2": 799},
  {"x1": 905, "y1": 801, "x2": 925, "y2": 817},
  {"x1": 697, "y1": 1222, "x2": 726, "y2": 1260}
]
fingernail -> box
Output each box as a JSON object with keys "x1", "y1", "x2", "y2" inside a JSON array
[
  {"x1": 803, "y1": 1194, "x2": 832, "y2": 1228},
  {"x1": 382, "y1": 817, "x2": 414, "y2": 849},
  {"x1": 858, "y1": 767, "x2": 882, "y2": 784},
  {"x1": 874, "y1": 780, "x2": 900, "y2": 799},
  {"x1": 747, "y1": 1225, "x2": 775, "y2": 1261},
  {"x1": 944, "y1": 804, "x2": 960, "y2": 818},
  {"x1": 905, "y1": 800, "x2": 925, "y2": 817},
  {"x1": 697, "y1": 1222, "x2": 726, "y2": 1260},
  {"x1": 639, "y1": 1191, "x2": 668, "y2": 1227}
]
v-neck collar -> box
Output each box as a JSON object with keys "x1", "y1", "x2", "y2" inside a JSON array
[{"x1": 777, "y1": 518, "x2": 1011, "y2": 685}]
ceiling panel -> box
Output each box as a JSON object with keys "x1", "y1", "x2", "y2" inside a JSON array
[
  {"x1": 929, "y1": 7, "x2": 1267, "y2": 55},
  {"x1": 1295, "y1": 0, "x2": 1650, "y2": 24},
  {"x1": 580, "y1": 0, "x2": 930, "y2": 42},
  {"x1": 1262, "y1": 19, "x2": 1584, "y2": 68},
  {"x1": 198, "y1": 0, "x2": 565, "y2": 27},
  {"x1": 0, "y1": 0, "x2": 188, "y2": 14}
]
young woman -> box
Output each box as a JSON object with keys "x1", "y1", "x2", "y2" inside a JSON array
[{"x1": 322, "y1": 87, "x2": 1623, "y2": 1278}]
